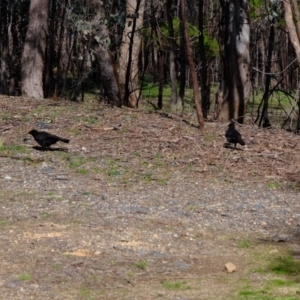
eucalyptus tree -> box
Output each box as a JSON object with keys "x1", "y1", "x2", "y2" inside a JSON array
[
  {"x1": 118, "y1": 0, "x2": 146, "y2": 108},
  {"x1": 21, "y1": 0, "x2": 50, "y2": 99},
  {"x1": 214, "y1": 0, "x2": 251, "y2": 123}
]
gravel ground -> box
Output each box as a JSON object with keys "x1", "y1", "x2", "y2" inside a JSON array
[{"x1": 0, "y1": 96, "x2": 300, "y2": 299}]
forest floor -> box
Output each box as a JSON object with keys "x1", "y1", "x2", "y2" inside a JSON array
[{"x1": 0, "y1": 96, "x2": 300, "y2": 300}]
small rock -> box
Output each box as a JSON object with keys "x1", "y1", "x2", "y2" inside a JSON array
[
  {"x1": 225, "y1": 262, "x2": 236, "y2": 273},
  {"x1": 272, "y1": 234, "x2": 290, "y2": 242},
  {"x1": 261, "y1": 221, "x2": 267, "y2": 226},
  {"x1": 269, "y1": 249, "x2": 279, "y2": 254},
  {"x1": 5, "y1": 279, "x2": 22, "y2": 288}
]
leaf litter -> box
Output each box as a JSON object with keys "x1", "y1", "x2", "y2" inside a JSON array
[{"x1": 0, "y1": 96, "x2": 300, "y2": 299}]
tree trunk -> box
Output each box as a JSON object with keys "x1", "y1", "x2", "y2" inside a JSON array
[
  {"x1": 284, "y1": 0, "x2": 300, "y2": 63},
  {"x1": 158, "y1": 50, "x2": 165, "y2": 110},
  {"x1": 54, "y1": 0, "x2": 67, "y2": 99},
  {"x1": 166, "y1": 0, "x2": 180, "y2": 112},
  {"x1": 215, "y1": 0, "x2": 251, "y2": 123},
  {"x1": 21, "y1": 0, "x2": 50, "y2": 99},
  {"x1": 257, "y1": 18, "x2": 275, "y2": 127},
  {"x1": 180, "y1": 0, "x2": 204, "y2": 129},
  {"x1": 82, "y1": 0, "x2": 121, "y2": 106},
  {"x1": 44, "y1": 0, "x2": 56, "y2": 98},
  {"x1": 95, "y1": 44, "x2": 122, "y2": 107},
  {"x1": 0, "y1": 0, "x2": 9, "y2": 94},
  {"x1": 198, "y1": 0, "x2": 209, "y2": 118},
  {"x1": 118, "y1": 0, "x2": 145, "y2": 108},
  {"x1": 283, "y1": 0, "x2": 300, "y2": 132},
  {"x1": 178, "y1": 16, "x2": 186, "y2": 107}
]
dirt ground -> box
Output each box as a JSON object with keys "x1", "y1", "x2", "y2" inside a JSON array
[{"x1": 0, "y1": 96, "x2": 300, "y2": 300}]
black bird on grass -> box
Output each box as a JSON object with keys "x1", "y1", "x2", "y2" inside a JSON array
[
  {"x1": 225, "y1": 121, "x2": 245, "y2": 149},
  {"x1": 28, "y1": 129, "x2": 69, "y2": 150}
]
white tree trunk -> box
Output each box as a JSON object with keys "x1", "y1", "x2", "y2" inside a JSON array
[
  {"x1": 21, "y1": 0, "x2": 49, "y2": 99},
  {"x1": 118, "y1": 0, "x2": 145, "y2": 108}
]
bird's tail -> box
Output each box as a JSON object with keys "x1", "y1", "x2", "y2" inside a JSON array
[
  {"x1": 239, "y1": 137, "x2": 245, "y2": 146},
  {"x1": 59, "y1": 138, "x2": 70, "y2": 143}
]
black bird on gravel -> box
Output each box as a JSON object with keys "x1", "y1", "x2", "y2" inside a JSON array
[
  {"x1": 225, "y1": 122, "x2": 245, "y2": 149},
  {"x1": 28, "y1": 129, "x2": 69, "y2": 149}
]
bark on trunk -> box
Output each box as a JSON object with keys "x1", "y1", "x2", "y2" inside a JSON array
[
  {"x1": 21, "y1": 0, "x2": 49, "y2": 99},
  {"x1": 198, "y1": 0, "x2": 209, "y2": 118},
  {"x1": 95, "y1": 43, "x2": 122, "y2": 107},
  {"x1": 166, "y1": 0, "x2": 180, "y2": 112},
  {"x1": 214, "y1": 0, "x2": 251, "y2": 123},
  {"x1": 118, "y1": 0, "x2": 145, "y2": 108},
  {"x1": 180, "y1": 0, "x2": 204, "y2": 129}
]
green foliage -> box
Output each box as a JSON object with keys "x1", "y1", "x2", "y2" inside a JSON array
[
  {"x1": 203, "y1": 29, "x2": 219, "y2": 59},
  {"x1": 149, "y1": 17, "x2": 218, "y2": 59},
  {"x1": 249, "y1": 0, "x2": 262, "y2": 19}
]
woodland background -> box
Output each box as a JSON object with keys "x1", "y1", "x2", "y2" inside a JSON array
[{"x1": 1, "y1": 0, "x2": 300, "y2": 130}]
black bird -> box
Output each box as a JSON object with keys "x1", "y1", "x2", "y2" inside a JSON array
[
  {"x1": 225, "y1": 122, "x2": 245, "y2": 149},
  {"x1": 28, "y1": 129, "x2": 69, "y2": 149}
]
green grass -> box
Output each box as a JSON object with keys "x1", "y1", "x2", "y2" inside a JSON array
[
  {"x1": 107, "y1": 168, "x2": 121, "y2": 176},
  {"x1": 69, "y1": 156, "x2": 85, "y2": 169},
  {"x1": 162, "y1": 280, "x2": 190, "y2": 291},
  {"x1": 237, "y1": 289, "x2": 299, "y2": 300},
  {"x1": 0, "y1": 137, "x2": 5, "y2": 148},
  {"x1": 18, "y1": 273, "x2": 32, "y2": 281},
  {"x1": 267, "y1": 182, "x2": 280, "y2": 189},
  {"x1": 237, "y1": 239, "x2": 252, "y2": 248},
  {"x1": 135, "y1": 261, "x2": 148, "y2": 270},
  {"x1": 267, "y1": 256, "x2": 300, "y2": 275},
  {"x1": 77, "y1": 168, "x2": 89, "y2": 175},
  {"x1": 0, "y1": 144, "x2": 28, "y2": 154},
  {"x1": 0, "y1": 218, "x2": 9, "y2": 226},
  {"x1": 51, "y1": 264, "x2": 62, "y2": 270}
]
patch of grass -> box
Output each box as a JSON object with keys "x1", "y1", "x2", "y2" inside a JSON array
[
  {"x1": 77, "y1": 168, "x2": 89, "y2": 175},
  {"x1": 40, "y1": 212, "x2": 51, "y2": 218},
  {"x1": 268, "y1": 256, "x2": 300, "y2": 275},
  {"x1": 86, "y1": 116, "x2": 98, "y2": 124},
  {"x1": 79, "y1": 287, "x2": 92, "y2": 297},
  {"x1": 238, "y1": 288, "x2": 299, "y2": 300},
  {"x1": 81, "y1": 191, "x2": 90, "y2": 196},
  {"x1": 46, "y1": 191, "x2": 63, "y2": 200},
  {"x1": 237, "y1": 239, "x2": 251, "y2": 248},
  {"x1": 0, "y1": 137, "x2": 5, "y2": 148},
  {"x1": 135, "y1": 260, "x2": 148, "y2": 269},
  {"x1": 132, "y1": 151, "x2": 141, "y2": 157},
  {"x1": 267, "y1": 278, "x2": 294, "y2": 288},
  {"x1": 237, "y1": 289, "x2": 269, "y2": 299},
  {"x1": 267, "y1": 182, "x2": 280, "y2": 189},
  {"x1": 51, "y1": 264, "x2": 62, "y2": 270},
  {"x1": 141, "y1": 172, "x2": 152, "y2": 182},
  {"x1": 162, "y1": 280, "x2": 190, "y2": 291},
  {"x1": 0, "y1": 112, "x2": 13, "y2": 121},
  {"x1": 204, "y1": 132, "x2": 216, "y2": 142},
  {"x1": 0, "y1": 218, "x2": 9, "y2": 226},
  {"x1": 69, "y1": 156, "x2": 85, "y2": 169},
  {"x1": 18, "y1": 273, "x2": 32, "y2": 281},
  {"x1": 107, "y1": 168, "x2": 121, "y2": 176},
  {"x1": 0, "y1": 144, "x2": 28, "y2": 154},
  {"x1": 186, "y1": 205, "x2": 200, "y2": 212}
]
